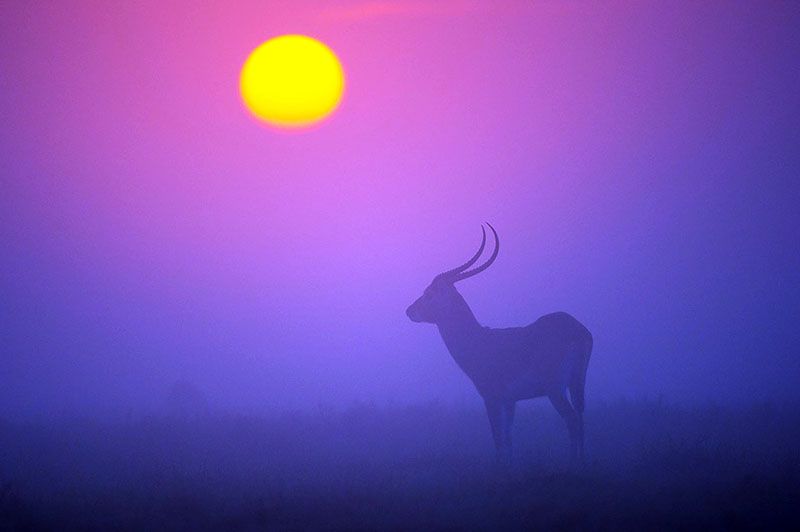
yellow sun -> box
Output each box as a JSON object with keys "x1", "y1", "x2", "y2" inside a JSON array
[{"x1": 240, "y1": 35, "x2": 345, "y2": 129}]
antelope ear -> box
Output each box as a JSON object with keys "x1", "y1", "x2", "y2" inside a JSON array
[{"x1": 432, "y1": 274, "x2": 448, "y2": 285}]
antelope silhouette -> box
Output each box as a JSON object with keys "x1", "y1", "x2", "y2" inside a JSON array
[{"x1": 406, "y1": 224, "x2": 592, "y2": 463}]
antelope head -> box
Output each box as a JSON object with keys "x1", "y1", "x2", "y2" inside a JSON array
[{"x1": 406, "y1": 224, "x2": 499, "y2": 325}]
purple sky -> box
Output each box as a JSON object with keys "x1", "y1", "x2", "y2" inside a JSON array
[{"x1": 2, "y1": 1, "x2": 799, "y2": 417}]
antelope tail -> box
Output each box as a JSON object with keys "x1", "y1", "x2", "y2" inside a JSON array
[{"x1": 569, "y1": 334, "x2": 593, "y2": 414}]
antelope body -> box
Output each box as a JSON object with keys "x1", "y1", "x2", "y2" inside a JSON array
[{"x1": 406, "y1": 224, "x2": 592, "y2": 462}]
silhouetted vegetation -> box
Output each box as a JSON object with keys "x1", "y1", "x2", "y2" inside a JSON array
[{"x1": 1, "y1": 400, "x2": 798, "y2": 530}]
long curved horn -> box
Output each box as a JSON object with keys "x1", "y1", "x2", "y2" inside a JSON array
[
  {"x1": 454, "y1": 223, "x2": 499, "y2": 282},
  {"x1": 436, "y1": 225, "x2": 487, "y2": 280}
]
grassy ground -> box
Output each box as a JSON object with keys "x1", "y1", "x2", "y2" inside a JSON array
[{"x1": 1, "y1": 399, "x2": 798, "y2": 530}]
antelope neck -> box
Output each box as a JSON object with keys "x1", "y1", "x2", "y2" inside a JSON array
[{"x1": 435, "y1": 302, "x2": 483, "y2": 361}]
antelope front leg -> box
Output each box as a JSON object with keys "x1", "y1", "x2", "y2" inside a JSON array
[
  {"x1": 503, "y1": 401, "x2": 516, "y2": 455},
  {"x1": 484, "y1": 398, "x2": 514, "y2": 465}
]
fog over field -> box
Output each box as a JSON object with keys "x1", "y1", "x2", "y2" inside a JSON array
[
  {"x1": 2, "y1": 401, "x2": 799, "y2": 530},
  {"x1": 2, "y1": 0, "x2": 799, "y2": 529}
]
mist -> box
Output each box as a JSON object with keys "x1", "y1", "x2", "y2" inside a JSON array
[{"x1": 1, "y1": 1, "x2": 799, "y2": 529}]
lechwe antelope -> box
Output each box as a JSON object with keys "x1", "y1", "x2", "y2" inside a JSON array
[{"x1": 406, "y1": 224, "x2": 593, "y2": 463}]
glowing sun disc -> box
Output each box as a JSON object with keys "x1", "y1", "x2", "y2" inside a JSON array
[{"x1": 240, "y1": 35, "x2": 345, "y2": 129}]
